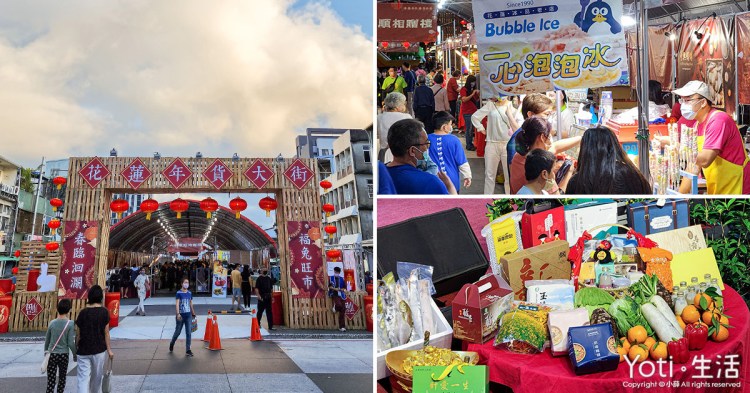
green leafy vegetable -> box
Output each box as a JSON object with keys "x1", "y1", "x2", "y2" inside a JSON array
[
  {"x1": 574, "y1": 287, "x2": 615, "y2": 308},
  {"x1": 608, "y1": 296, "x2": 654, "y2": 337}
]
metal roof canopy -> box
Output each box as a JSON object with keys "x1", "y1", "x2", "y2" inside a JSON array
[{"x1": 109, "y1": 200, "x2": 276, "y2": 254}]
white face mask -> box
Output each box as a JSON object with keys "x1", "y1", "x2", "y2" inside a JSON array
[
  {"x1": 680, "y1": 102, "x2": 698, "y2": 120},
  {"x1": 182, "y1": 283, "x2": 189, "y2": 289}
]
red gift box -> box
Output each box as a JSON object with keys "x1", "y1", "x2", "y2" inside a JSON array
[
  {"x1": 452, "y1": 274, "x2": 513, "y2": 344},
  {"x1": 521, "y1": 201, "x2": 566, "y2": 249}
]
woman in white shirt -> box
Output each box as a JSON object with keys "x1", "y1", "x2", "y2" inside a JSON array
[{"x1": 471, "y1": 96, "x2": 519, "y2": 194}]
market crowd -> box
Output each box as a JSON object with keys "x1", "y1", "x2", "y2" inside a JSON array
[{"x1": 377, "y1": 63, "x2": 749, "y2": 196}]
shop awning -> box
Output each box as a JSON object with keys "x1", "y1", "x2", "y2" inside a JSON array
[
  {"x1": 0, "y1": 257, "x2": 17, "y2": 262},
  {"x1": 330, "y1": 205, "x2": 359, "y2": 221},
  {"x1": 338, "y1": 234, "x2": 362, "y2": 245}
]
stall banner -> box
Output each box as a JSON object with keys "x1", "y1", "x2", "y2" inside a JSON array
[
  {"x1": 472, "y1": 0, "x2": 628, "y2": 97},
  {"x1": 736, "y1": 13, "x2": 750, "y2": 105},
  {"x1": 168, "y1": 238, "x2": 205, "y2": 254},
  {"x1": 212, "y1": 262, "x2": 227, "y2": 298},
  {"x1": 412, "y1": 365, "x2": 489, "y2": 393},
  {"x1": 677, "y1": 17, "x2": 735, "y2": 117},
  {"x1": 59, "y1": 221, "x2": 98, "y2": 299},
  {"x1": 288, "y1": 221, "x2": 326, "y2": 299},
  {"x1": 377, "y1": 3, "x2": 437, "y2": 43},
  {"x1": 343, "y1": 249, "x2": 358, "y2": 292},
  {"x1": 626, "y1": 24, "x2": 679, "y2": 90}
]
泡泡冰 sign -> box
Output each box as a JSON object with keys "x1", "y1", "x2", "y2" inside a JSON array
[{"x1": 472, "y1": 0, "x2": 628, "y2": 97}]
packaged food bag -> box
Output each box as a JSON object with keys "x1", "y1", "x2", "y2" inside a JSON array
[
  {"x1": 548, "y1": 308, "x2": 589, "y2": 356},
  {"x1": 494, "y1": 302, "x2": 553, "y2": 354}
]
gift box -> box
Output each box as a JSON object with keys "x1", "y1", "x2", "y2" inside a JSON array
[
  {"x1": 452, "y1": 274, "x2": 513, "y2": 344},
  {"x1": 628, "y1": 199, "x2": 689, "y2": 235},
  {"x1": 548, "y1": 308, "x2": 589, "y2": 356},
  {"x1": 482, "y1": 211, "x2": 524, "y2": 277},
  {"x1": 564, "y1": 200, "x2": 618, "y2": 247},
  {"x1": 521, "y1": 200, "x2": 566, "y2": 249},
  {"x1": 568, "y1": 323, "x2": 620, "y2": 375},
  {"x1": 412, "y1": 365, "x2": 489, "y2": 393},
  {"x1": 645, "y1": 224, "x2": 707, "y2": 255},
  {"x1": 499, "y1": 241, "x2": 571, "y2": 300}
]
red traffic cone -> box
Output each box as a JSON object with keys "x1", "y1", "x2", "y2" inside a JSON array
[
  {"x1": 250, "y1": 316, "x2": 263, "y2": 341},
  {"x1": 202, "y1": 312, "x2": 213, "y2": 342},
  {"x1": 208, "y1": 315, "x2": 223, "y2": 350}
]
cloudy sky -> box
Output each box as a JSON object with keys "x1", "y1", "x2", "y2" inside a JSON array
[{"x1": 0, "y1": 0, "x2": 373, "y2": 168}]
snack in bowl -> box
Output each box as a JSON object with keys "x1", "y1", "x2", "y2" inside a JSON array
[{"x1": 385, "y1": 347, "x2": 479, "y2": 380}]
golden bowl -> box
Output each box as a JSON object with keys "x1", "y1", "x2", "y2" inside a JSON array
[{"x1": 385, "y1": 349, "x2": 479, "y2": 381}]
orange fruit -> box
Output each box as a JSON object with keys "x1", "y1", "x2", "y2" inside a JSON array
[
  {"x1": 617, "y1": 346, "x2": 628, "y2": 362},
  {"x1": 676, "y1": 315, "x2": 686, "y2": 330},
  {"x1": 644, "y1": 337, "x2": 656, "y2": 350},
  {"x1": 619, "y1": 337, "x2": 631, "y2": 352},
  {"x1": 628, "y1": 326, "x2": 648, "y2": 344},
  {"x1": 702, "y1": 310, "x2": 721, "y2": 325},
  {"x1": 711, "y1": 326, "x2": 729, "y2": 342},
  {"x1": 649, "y1": 342, "x2": 668, "y2": 361},
  {"x1": 682, "y1": 305, "x2": 700, "y2": 324},
  {"x1": 694, "y1": 293, "x2": 714, "y2": 311},
  {"x1": 628, "y1": 344, "x2": 649, "y2": 363}
]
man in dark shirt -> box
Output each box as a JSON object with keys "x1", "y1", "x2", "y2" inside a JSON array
[
  {"x1": 402, "y1": 62, "x2": 417, "y2": 116},
  {"x1": 255, "y1": 270, "x2": 276, "y2": 330}
]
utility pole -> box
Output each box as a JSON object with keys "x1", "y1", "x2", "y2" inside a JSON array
[{"x1": 30, "y1": 157, "x2": 45, "y2": 238}]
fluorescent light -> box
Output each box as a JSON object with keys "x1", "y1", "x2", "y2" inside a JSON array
[{"x1": 622, "y1": 15, "x2": 636, "y2": 27}]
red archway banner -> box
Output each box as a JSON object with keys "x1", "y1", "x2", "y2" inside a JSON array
[
  {"x1": 377, "y1": 3, "x2": 437, "y2": 43},
  {"x1": 287, "y1": 221, "x2": 325, "y2": 299},
  {"x1": 59, "y1": 221, "x2": 98, "y2": 299}
]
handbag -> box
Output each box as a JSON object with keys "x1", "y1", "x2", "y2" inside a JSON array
[
  {"x1": 41, "y1": 320, "x2": 71, "y2": 374},
  {"x1": 102, "y1": 357, "x2": 113, "y2": 393},
  {"x1": 191, "y1": 317, "x2": 198, "y2": 333}
]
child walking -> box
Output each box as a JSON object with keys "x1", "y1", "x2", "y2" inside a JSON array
[{"x1": 44, "y1": 299, "x2": 76, "y2": 393}]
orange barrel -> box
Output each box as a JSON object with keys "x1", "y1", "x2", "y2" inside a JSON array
[
  {"x1": 272, "y1": 291, "x2": 283, "y2": 326},
  {"x1": 105, "y1": 292, "x2": 121, "y2": 328},
  {"x1": 364, "y1": 295, "x2": 373, "y2": 332},
  {"x1": 0, "y1": 296, "x2": 11, "y2": 333},
  {"x1": 27, "y1": 269, "x2": 40, "y2": 291},
  {"x1": 0, "y1": 279, "x2": 12, "y2": 296},
  {"x1": 366, "y1": 283, "x2": 373, "y2": 296}
]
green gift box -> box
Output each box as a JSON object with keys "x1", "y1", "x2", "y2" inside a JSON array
[{"x1": 412, "y1": 365, "x2": 489, "y2": 393}]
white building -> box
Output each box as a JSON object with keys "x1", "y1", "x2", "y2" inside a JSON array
[
  {"x1": 0, "y1": 156, "x2": 20, "y2": 255},
  {"x1": 111, "y1": 193, "x2": 147, "y2": 225}
]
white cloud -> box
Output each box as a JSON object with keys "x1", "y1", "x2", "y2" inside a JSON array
[{"x1": 0, "y1": 0, "x2": 373, "y2": 167}]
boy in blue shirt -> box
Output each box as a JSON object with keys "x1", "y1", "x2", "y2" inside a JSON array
[{"x1": 428, "y1": 111, "x2": 471, "y2": 192}]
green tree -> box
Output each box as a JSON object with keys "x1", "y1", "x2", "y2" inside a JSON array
[{"x1": 19, "y1": 168, "x2": 34, "y2": 193}]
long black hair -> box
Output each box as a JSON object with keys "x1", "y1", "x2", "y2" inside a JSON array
[
  {"x1": 465, "y1": 75, "x2": 477, "y2": 96},
  {"x1": 648, "y1": 80, "x2": 665, "y2": 105},
  {"x1": 515, "y1": 117, "x2": 552, "y2": 156},
  {"x1": 567, "y1": 127, "x2": 652, "y2": 194}
]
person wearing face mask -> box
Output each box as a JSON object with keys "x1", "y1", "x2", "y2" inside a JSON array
[
  {"x1": 459, "y1": 75, "x2": 481, "y2": 151},
  {"x1": 169, "y1": 278, "x2": 196, "y2": 357},
  {"x1": 133, "y1": 268, "x2": 150, "y2": 316},
  {"x1": 255, "y1": 270, "x2": 276, "y2": 331},
  {"x1": 328, "y1": 267, "x2": 348, "y2": 332},
  {"x1": 510, "y1": 117, "x2": 574, "y2": 194},
  {"x1": 385, "y1": 118, "x2": 456, "y2": 194},
  {"x1": 672, "y1": 81, "x2": 750, "y2": 194},
  {"x1": 377, "y1": 92, "x2": 412, "y2": 163},
  {"x1": 506, "y1": 94, "x2": 582, "y2": 193},
  {"x1": 517, "y1": 149, "x2": 570, "y2": 195}
]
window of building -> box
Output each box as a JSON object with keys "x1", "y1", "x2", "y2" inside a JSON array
[
  {"x1": 367, "y1": 179, "x2": 373, "y2": 198},
  {"x1": 363, "y1": 145, "x2": 371, "y2": 163}
]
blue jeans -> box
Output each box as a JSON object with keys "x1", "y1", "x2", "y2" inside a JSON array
[
  {"x1": 464, "y1": 114, "x2": 475, "y2": 149},
  {"x1": 170, "y1": 312, "x2": 192, "y2": 351}
]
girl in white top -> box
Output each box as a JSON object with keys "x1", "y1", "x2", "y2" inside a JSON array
[{"x1": 471, "y1": 96, "x2": 519, "y2": 194}]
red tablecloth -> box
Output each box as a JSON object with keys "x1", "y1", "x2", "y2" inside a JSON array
[{"x1": 467, "y1": 286, "x2": 750, "y2": 393}]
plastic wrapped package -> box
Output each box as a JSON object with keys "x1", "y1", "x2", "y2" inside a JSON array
[{"x1": 494, "y1": 302, "x2": 554, "y2": 354}]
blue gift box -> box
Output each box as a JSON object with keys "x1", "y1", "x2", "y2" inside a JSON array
[
  {"x1": 568, "y1": 323, "x2": 620, "y2": 375},
  {"x1": 627, "y1": 199, "x2": 689, "y2": 236}
]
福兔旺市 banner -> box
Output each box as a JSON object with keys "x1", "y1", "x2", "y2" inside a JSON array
[{"x1": 472, "y1": 0, "x2": 628, "y2": 97}]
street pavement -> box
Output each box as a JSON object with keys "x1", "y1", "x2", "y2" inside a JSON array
[
  {"x1": 0, "y1": 296, "x2": 373, "y2": 393},
  {"x1": 454, "y1": 131, "x2": 505, "y2": 195}
]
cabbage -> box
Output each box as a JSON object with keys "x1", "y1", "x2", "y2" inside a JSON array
[{"x1": 607, "y1": 296, "x2": 654, "y2": 337}]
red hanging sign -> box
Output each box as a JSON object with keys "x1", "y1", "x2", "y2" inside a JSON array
[
  {"x1": 202, "y1": 159, "x2": 233, "y2": 190},
  {"x1": 287, "y1": 221, "x2": 325, "y2": 299},
  {"x1": 78, "y1": 158, "x2": 110, "y2": 188},
  {"x1": 21, "y1": 297, "x2": 43, "y2": 321},
  {"x1": 121, "y1": 158, "x2": 152, "y2": 190},
  {"x1": 344, "y1": 297, "x2": 359, "y2": 320},
  {"x1": 162, "y1": 158, "x2": 192, "y2": 189},
  {"x1": 284, "y1": 159, "x2": 314, "y2": 190},
  {"x1": 244, "y1": 159, "x2": 274, "y2": 189},
  {"x1": 377, "y1": 3, "x2": 437, "y2": 43},
  {"x1": 58, "y1": 221, "x2": 98, "y2": 299}
]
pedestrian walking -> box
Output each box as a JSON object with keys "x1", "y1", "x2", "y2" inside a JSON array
[
  {"x1": 169, "y1": 278, "x2": 196, "y2": 357},
  {"x1": 44, "y1": 299, "x2": 76, "y2": 393},
  {"x1": 255, "y1": 270, "x2": 276, "y2": 331},
  {"x1": 75, "y1": 285, "x2": 114, "y2": 393},
  {"x1": 241, "y1": 264, "x2": 252, "y2": 310},
  {"x1": 133, "y1": 268, "x2": 149, "y2": 316},
  {"x1": 119, "y1": 265, "x2": 131, "y2": 299},
  {"x1": 230, "y1": 264, "x2": 242, "y2": 311},
  {"x1": 328, "y1": 267, "x2": 348, "y2": 332}
]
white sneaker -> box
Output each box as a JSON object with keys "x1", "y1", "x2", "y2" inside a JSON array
[
  {"x1": 332, "y1": 306, "x2": 336, "y2": 313},
  {"x1": 339, "y1": 328, "x2": 347, "y2": 332}
]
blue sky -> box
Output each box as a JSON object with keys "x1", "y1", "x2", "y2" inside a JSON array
[{"x1": 293, "y1": 0, "x2": 372, "y2": 37}]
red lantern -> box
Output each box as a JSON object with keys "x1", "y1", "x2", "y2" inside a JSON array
[
  {"x1": 52, "y1": 177, "x2": 66, "y2": 190},
  {"x1": 200, "y1": 197, "x2": 219, "y2": 219},
  {"x1": 320, "y1": 180, "x2": 332, "y2": 192},
  {"x1": 229, "y1": 197, "x2": 248, "y2": 219},
  {"x1": 326, "y1": 249, "x2": 342, "y2": 260},
  {"x1": 462, "y1": 50, "x2": 468, "y2": 57},
  {"x1": 13, "y1": 250, "x2": 20, "y2": 258},
  {"x1": 170, "y1": 198, "x2": 189, "y2": 219},
  {"x1": 324, "y1": 225, "x2": 337, "y2": 235},
  {"x1": 45, "y1": 242, "x2": 59, "y2": 252},
  {"x1": 381, "y1": 42, "x2": 389, "y2": 49},
  {"x1": 460, "y1": 20, "x2": 468, "y2": 25},
  {"x1": 50, "y1": 198, "x2": 63, "y2": 212},
  {"x1": 47, "y1": 219, "x2": 61, "y2": 235},
  {"x1": 322, "y1": 203, "x2": 335, "y2": 217},
  {"x1": 258, "y1": 196, "x2": 278, "y2": 217},
  {"x1": 110, "y1": 199, "x2": 129, "y2": 219},
  {"x1": 140, "y1": 198, "x2": 159, "y2": 220},
  {"x1": 403, "y1": 41, "x2": 411, "y2": 49}
]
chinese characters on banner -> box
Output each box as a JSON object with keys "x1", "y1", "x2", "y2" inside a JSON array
[
  {"x1": 287, "y1": 221, "x2": 325, "y2": 299},
  {"x1": 78, "y1": 158, "x2": 110, "y2": 188},
  {"x1": 472, "y1": 0, "x2": 628, "y2": 97},
  {"x1": 203, "y1": 159, "x2": 233, "y2": 189},
  {"x1": 244, "y1": 159, "x2": 274, "y2": 189},
  {"x1": 284, "y1": 159, "x2": 314, "y2": 190},
  {"x1": 377, "y1": 3, "x2": 437, "y2": 43},
  {"x1": 344, "y1": 297, "x2": 359, "y2": 320},
  {"x1": 121, "y1": 158, "x2": 152, "y2": 190},
  {"x1": 59, "y1": 221, "x2": 98, "y2": 299},
  {"x1": 212, "y1": 261, "x2": 228, "y2": 298}
]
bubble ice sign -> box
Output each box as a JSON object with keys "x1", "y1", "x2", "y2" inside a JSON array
[{"x1": 472, "y1": 0, "x2": 628, "y2": 97}]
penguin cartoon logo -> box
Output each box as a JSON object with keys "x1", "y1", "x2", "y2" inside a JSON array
[{"x1": 574, "y1": 0, "x2": 622, "y2": 34}]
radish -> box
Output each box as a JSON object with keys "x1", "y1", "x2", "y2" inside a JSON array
[{"x1": 641, "y1": 303, "x2": 682, "y2": 343}]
